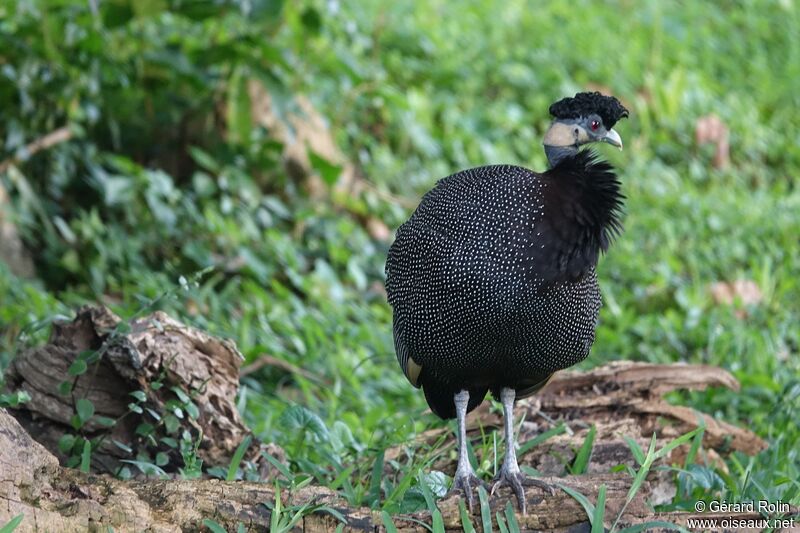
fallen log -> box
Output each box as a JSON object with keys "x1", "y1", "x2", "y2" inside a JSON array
[{"x1": 2, "y1": 406, "x2": 795, "y2": 532}]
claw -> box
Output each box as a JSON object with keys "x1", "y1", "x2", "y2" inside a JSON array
[
  {"x1": 491, "y1": 469, "x2": 554, "y2": 515},
  {"x1": 446, "y1": 472, "x2": 488, "y2": 513}
]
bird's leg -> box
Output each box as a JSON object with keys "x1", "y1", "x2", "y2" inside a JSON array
[
  {"x1": 445, "y1": 390, "x2": 486, "y2": 513},
  {"x1": 491, "y1": 387, "x2": 555, "y2": 515}
]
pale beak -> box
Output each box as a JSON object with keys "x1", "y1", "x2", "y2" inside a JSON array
[{"x1": 602, "y1": 128, "x2": 623, "y2": 150}]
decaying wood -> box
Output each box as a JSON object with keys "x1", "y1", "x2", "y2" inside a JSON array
[
  {"x1": 4, "y1": 306, "x2": 283, "y2": 476},
  {"x1": 2, "y1": 307, "x2": 790, "y2": 531}
]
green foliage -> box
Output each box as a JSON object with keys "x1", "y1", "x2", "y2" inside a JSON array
[
  {"x1": 457, "y1": 500, "x2": 476, "y2": 533},
  {"x1": 478, "y1": 486, "x2": 492, "y2": 533},
  {"x1": 1, "y1": 0, "x2": 799, "y2": 525},
  {"x1": 569, "y1": 425, "x2": 596, "y2": 475},
  {"x1": 0, "y1": 515, "x2": 24, "y2": 533},
  {"x1": 0, "y1": 390, "x2": 30, "y2": 408},
  {"x1": 561, "y1": 429, "x2": 701, "y2": 532},
  {"x1": 261, "y1": 483, "x2": 347, "y2": 533},
  {"x1": 226, "y1": 435, "x2": 252, "y2": 481},
  {"x1": 201, "y1": 519, "x2": 229, "y2": 533}
]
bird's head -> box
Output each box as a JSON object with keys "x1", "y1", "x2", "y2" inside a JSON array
[{"x1": 543, "y1": 92, "x2": 629, "y2": 153}]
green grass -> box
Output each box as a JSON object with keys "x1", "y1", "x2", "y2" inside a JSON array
[{"x1": 1, "y1": 0, "x2": 799, "y2": 521}]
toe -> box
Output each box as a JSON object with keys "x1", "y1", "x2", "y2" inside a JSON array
[
  {"x1": 465, "y1": 489, "x2": 475, "y2": 513},
  {"x1": 448, "y1": 473, "x2": 486, "y2": 514},
  {"x1": 513, "y1": 486, "x2": 526, "y2": 515},
  {"x1": 521, "y1": 476, "x2": 556, "y2": 495}
]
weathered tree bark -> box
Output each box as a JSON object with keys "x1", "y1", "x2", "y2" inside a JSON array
[
  {"x1": 2, "y1": 307, "x2": 795, "y2": 531},
  {"x1": 4, "y1": 306, "x2": 283, "y2": 477}
]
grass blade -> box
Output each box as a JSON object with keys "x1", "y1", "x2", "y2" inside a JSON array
[
  {"x1": 315, "y1": 506, "x2": 347, "y2": 525},
  {"x1": 261, "y1": 451, "x2": 293, "y2": 480},
  {"x1": 623, "y1": 436, "x2": 645, "y2": 466},
  {"x1": 570, "y1": 425, "x2": 596, "y2": 474},
  {"x1": 458, "y1": 499, "x2": 476, "y2": 533},
  {"x1": 270, "y1": 485, "x2": 281, "y2": 533},
  {"x1": 368, "y1": 448, "x2": 385, "y2": 506},
  {"x1": 80, "y1": 439, "x2": 92, "y2": 473},
  {"x1": 226, "y1": 435, "x2": 252, "y2": 481},
  {"x1": 329, "y1": 465, "x2": 355, "y2": 491},
  {"x1": 0, "y1": 514, "x2": 24, "y2": 533},
  {"x1": 432, "y1": 510, "x2": 445, "y2": 533},
  {"x1": 518, "y1": 423, "x2": 566, "y2": 456},
  {"x1": 381, "y1": 511, "x2": 399, "y2": 533},
  {"x1": 557, "y1": 484, "x2": 595, "y2": 528},
  {"x1": 496, "y1": 511, "x2": 509, "y2": 533},
  {"x1": 626, "y1": 433, "x2": 657, "y2": 505},
  {"x1": 504, "y1": 501, "x2": 520, "y2": 533},
  {"x1": 684, "y1": 425, "x2": 705, "y2": 467},
  {"x1": 478, "y1": 485, "x2": 492, "y2": 533},
  {"x1": 417, "y1": 473, "x2": 438, "y2": 513},
  {"x1": 591, "y1": 484, "x2": 606, "y2": 533},
  {"x1": 654, "y1": 427, "x2": 701, "y2": 461},
  {"x1": 610, "y1": 444, "x2": 654, "y2": 532}
]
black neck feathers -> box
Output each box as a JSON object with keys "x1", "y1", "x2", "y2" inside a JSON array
[{"x1": 539, "y1": 149, "x2": 624, "y2": 280}]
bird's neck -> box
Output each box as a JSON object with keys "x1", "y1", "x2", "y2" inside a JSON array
[
  {"x1": 543, "y1": 144, "x2": 578, "y2": 167},
  {"x1": 543, "y1": 121, "x2": 580, "y2": 167}
]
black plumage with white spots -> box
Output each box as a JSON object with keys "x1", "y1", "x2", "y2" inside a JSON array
[{"x1": 385, "y1": 150, "x2": 624, "y2": 419}]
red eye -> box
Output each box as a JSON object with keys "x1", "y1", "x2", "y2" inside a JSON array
[{"x1": 590, "y1": 120, "x2": 600, "y2": 131}]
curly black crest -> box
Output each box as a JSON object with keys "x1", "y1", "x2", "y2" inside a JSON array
[{"x1": 549, "y1": 91, "x2": 629, "y2": 129}]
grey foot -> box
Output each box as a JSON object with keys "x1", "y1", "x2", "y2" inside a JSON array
[
  {"x1": 446, "y1": 472, "x2": 489, "y2": 513},
  {"x1": 490, "y1": 468, "x2": 555, "y2": 515}
]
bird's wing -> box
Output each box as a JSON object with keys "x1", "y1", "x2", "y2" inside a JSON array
[
  {"x1": 385, "y1": 165, "x2": 543, "y2": 386},
  {"x1": 392, "y1": 316, "x2": 422, "y2": 387},
  {"x1": 385, "y1": 221, "x2": 445, "y2": 387}
]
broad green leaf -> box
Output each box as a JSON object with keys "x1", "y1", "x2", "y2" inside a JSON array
[
  {"x1": 130, "y1": 390, "x2": 147, "y2": 402},
  {"x1": 278, "y1": 405, "x2": 330, "y2": 443},
  {"x1": 68, "y1": 359, "x2": 87, "y2": 376},
  {"x1": 309, "y1": 150, "x2": 342, "y2": 186},
  {"x1": 76, "y1": 398, "x2": 95, "y2": 423}
]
